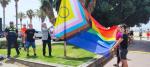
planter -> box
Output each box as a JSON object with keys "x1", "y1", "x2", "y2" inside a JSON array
[{"x1": 9, "y1": 50, "x2": 115, "y2": 67}]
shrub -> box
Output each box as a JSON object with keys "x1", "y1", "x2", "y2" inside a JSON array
[{"x1": 0, "y1": 40, "x2": 21, "y2": 49}]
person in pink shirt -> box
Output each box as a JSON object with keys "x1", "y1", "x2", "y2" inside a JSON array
[{"x1": 114, "y1": 25, "x2": 123, "y2": 67}]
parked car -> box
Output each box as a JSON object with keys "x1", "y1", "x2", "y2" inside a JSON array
[
  {"x1": 34, "y1": 31, "x2": 42, "y2": 39},
  {"x1": 51, "y1": 36, "x2": 64, "y2": 41}
]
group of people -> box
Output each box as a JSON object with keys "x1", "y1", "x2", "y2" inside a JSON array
[
  {"x1": 113, "y1": 25, "x2": 150, "y2": 67},
  {"x1": 139, "y1": 29, "x2": 150, "y2": 40},
  {"x1": 4, "y1": 21, "x2": 52, "y2": 59},
  {"x1": 113, "y1": 25, "x2": 131, "y2": 67}
]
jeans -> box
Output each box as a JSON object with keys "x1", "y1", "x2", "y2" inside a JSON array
[
  {"x1": 42, "y1": 40, "x2": 51, "y2": 56},
  {"x1": 25, "y1": 41, "x2": 36, "y2": 48}
]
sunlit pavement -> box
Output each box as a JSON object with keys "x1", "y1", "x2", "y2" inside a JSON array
[
  {"x1": 105, "y1": 38, "x2": 150, "y2": 67},
  {"x1": 0, "y1": 62, "x2": 27, "y2": 67}
]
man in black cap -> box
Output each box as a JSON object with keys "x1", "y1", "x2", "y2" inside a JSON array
[{"x1": 4, "y1": 21, "x2": 20, "y2": 58}]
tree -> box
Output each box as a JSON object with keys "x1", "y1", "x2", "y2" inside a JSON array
[
  {"x1": 0, "y1": 0, "x2": 10, "y2": 30},
  {"x1": 18, "y1": 12, "x2": 26, "y2": 28},
  {"x1": 36, "y1": 9, "x2": 46, "y2": 23},
  {"x1": 26, "y1": 9, "x2": 34, "y2": 24},
  {"x1": 53, "y1": 0, "x2": 61, "y2": 12},
  {"x1": 14, "y1": 0, "x2": 19, "y2": 29},
  {"x1": 91, "y1": 0, "x2": 150, "y2": 27},
  {"x1": 40, "y1": 0, "x2": 55, "y2": 24},
  {"x1": 54, "y1": 0, "x2": 150, "y2": 27}
]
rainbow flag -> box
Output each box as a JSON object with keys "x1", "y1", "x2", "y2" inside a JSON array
[
  {"x1": 54, "y1": 0, "x2": 118, "y2": 55},
  {"x1": 67, "y1": 15, "x2": 118, "y2": 54},
  {"x1": 54, "y1": 0, "x2": 89, "y2": 39}
]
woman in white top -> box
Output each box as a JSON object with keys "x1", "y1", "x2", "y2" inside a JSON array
[{"x1": 41, "y1": 23, "x2": 52, "y2": 56}]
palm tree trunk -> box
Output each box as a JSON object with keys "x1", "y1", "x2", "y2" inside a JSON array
[
  {"x1": 41, "y1": 19, "x2": 44, "y2": 23},
  {"x1": 3, "y1": 7, "x2": 5, "y2": 30},
  {"x1": 30, "y1": 18, "x2": 32, "y2": 24},
  {"x1": 20, "y1": 19, "x2": 22, "y2": 28},
  {"x1": 47, "y1": 4, "x2": 55, "y2": 24},
  {"x1": 15, "y1": 1, "x2": 18, "y2": 29}
]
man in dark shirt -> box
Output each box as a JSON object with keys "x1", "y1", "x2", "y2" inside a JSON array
[
  {"x1": 129, "y1": 30, "x2": 134, "y2": 44},
  {"x1": 25, "y1": 24, "x2": 36, "y2": 56},
  {"x1": 5, "y1": 22, "x2": 20, "y2": 58},
  {"x1": 120, "y1": 34, "x2": 128, "y2": 49},
  {"x1": 114, "y1": 25, "x2": 129, "y2": 67},
  {"x1": 119, "y1": 28, "x2": 129, "y2": 67}
]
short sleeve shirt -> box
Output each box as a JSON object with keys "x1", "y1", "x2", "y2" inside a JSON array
[
  {"x1": 5, "y1": 27, "x2": 18, "y2": 38},
  {"x1": 120, "y1": 34, "x2": 129, "y2": 49},
  {"x1": 116, "y1": 32, "x2": 122, "y2": 40},
  {"x1": 25, "y1": 29, "x2": 35, "y2": 42}
]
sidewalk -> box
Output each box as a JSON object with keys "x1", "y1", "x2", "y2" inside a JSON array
[
  {"x1": 105, "y1": 38, "x2": 150, "y2": 67},
  {"x1": 0, "y1": 61, "x2": 28, "y2": 67}
]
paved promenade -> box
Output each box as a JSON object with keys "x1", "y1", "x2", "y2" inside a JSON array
[{"x1": 105, "y1": 38, "x2": 150, "y2": 67}]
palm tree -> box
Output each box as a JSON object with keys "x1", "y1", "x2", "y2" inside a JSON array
[
  {"x1": 53, "y1": 0, "x2": 61, "y2": 12},
  {"x1": 18, "y1": 12, "x2": 26, "y2": 28},
  {"x1": 40, "y1": 0, "x2": 55, "y2": 24},
  {"x1": 36, "y1": 9, "x2": 46, "y2": 23},
  {"x1": 14, "y1": 0, "x2": 19, "y2": 29},
  {"x1": 26, "y1": 9, "x2": 34, "y2": 24},
  {"x1": 0, "y1": 0, "x2": 10, "y2": 30}
]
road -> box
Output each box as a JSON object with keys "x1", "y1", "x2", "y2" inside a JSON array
[{"x1": 105, "y1": 39, "x2": 150, "y2": 67}]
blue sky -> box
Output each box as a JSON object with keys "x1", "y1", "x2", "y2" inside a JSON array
[{"x1": 0, "y1": 0, "x2": 150, "y2": 31}]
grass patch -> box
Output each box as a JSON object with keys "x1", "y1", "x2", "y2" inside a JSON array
[{"x1": 0, "y1": 43, "x2": 96, "y2": 66}]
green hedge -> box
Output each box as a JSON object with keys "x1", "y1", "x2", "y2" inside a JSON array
[
  {"x1": 0, "y1": 41, "x2": 7, "y2": 49},
  {"x1": 0, "y1": 40, "x2": 21, "y2": 49}
]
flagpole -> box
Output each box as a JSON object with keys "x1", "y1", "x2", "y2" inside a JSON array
[{"x1": 64, "y1": 0, "x2": 67, "y2": 57}]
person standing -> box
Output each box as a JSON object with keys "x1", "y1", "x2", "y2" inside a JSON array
[
  {"x1": 4, "y1": 21, "x2": 20, "y2": 58},
  {"x1": 25, "y1": 24, "x2": 36, "y2": 56},
  {"x1": 41, "y1": 23, "x2": 52, "y2": 56},
  {"x1": 129, "y1": 30, "x2": 134, "y2": 44},
  {"x1": 114, "y1": 25, "x2": 129, "y2": 67},
  {"x1": 21, "y1": 24, "x2": 27, "y2": 50},
  {"x1": 139, "y1": 29, "x2": 142, "y2": 40},
  {"x1": 147, "y1": 29, "x2": 150, "y2": 40},
  {"x1": 114, "y1": 26, "x2": 123, "y2": 67}
]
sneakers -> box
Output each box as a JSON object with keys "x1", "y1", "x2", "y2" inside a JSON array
[
  {"x1": 6, "y1": 56, "x2": 11, "y2": 60},
  {"x1": 113, "y1": 64, "x2": 119, "y2": 67}
]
